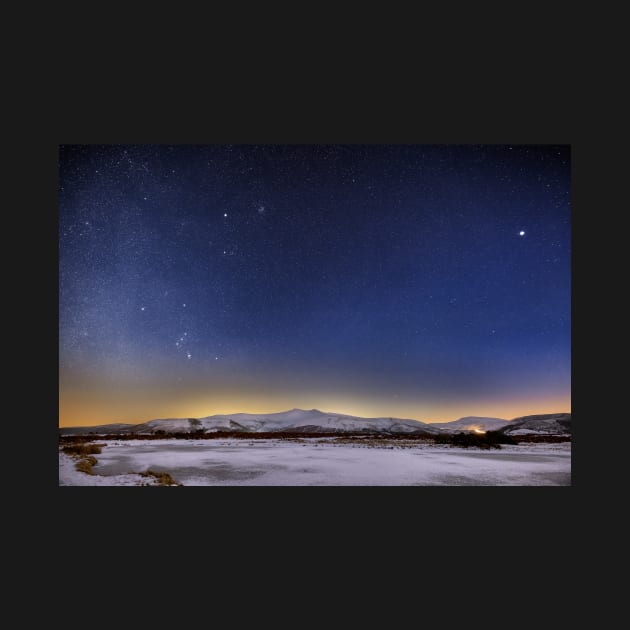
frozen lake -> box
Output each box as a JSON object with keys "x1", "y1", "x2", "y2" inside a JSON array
[{"x1": 60, "y1": 438, "x2": 571, "y2": 486}]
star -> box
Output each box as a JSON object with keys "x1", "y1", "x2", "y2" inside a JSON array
[{"x1": 58, "y1": 144, "x2": 571, "y2": 436}]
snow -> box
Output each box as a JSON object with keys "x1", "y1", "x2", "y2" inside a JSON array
[
  {"x1": 431, "y1": 416, "x2": 509, "y2": 432},
  {"x1": 61, "y1": 409, "x2": 572, "y2": 437},
  {"x1": 503, "y1": 413, "x2": 571, "y2": 434},
  {"x1": 148, "y1": 409, "x2": 438, "y2": 434},
  {"x1": 508, "y1": 429, "x2": 570, "y2": 436},
  {"x1": 62, "y1": 408, "x2": 440, "y2": 435},
  {"x1": 58, "y1": 452, "x2": 160, "y2": 486},
  {"x1": 61, "y1": 439, "x2": 571, "y2": 486}
]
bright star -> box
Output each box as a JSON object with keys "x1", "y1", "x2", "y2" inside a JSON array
[
  {"x1": 140, "y1": 306, "x2": 145, "y2": 311},
  {"x1": 519, "y1": 230, "x2": 525, "y2": 236},
  {"x1": 186, "y1": 352, "x2": 192, "y2": 359},
  {"x1": 224, "y1": 213, "x2": 228, "y2": 217}
]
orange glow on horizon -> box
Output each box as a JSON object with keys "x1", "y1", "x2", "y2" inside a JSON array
[{"x1": 59, "y1": 387, "x2": 571, "y2": 428}]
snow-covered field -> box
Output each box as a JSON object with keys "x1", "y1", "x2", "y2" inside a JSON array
[
  {"x1": 59, "y1": 439, "x2": 571, "y2": 486},
  {"x1": 58, "y1": 451, "x2": 162, "y2": 486}
]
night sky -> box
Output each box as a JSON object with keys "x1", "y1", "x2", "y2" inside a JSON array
[{"x1": 59, "y1": 145, "x2": 571, "y2": 426}]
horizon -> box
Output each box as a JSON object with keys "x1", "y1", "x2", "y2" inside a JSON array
[
  {"x1": 60, "y1": 145, "x2": 570, "y2": 428},
  {"x1": 58, "y1": 403, "x2": 571, "y2": 428}
]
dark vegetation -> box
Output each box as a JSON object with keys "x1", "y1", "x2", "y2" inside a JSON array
[
  {"x1": 61, "y1": 431, "x2": 436, "y2": 442},
  {"x1": 433, "y1": 430, "x2": 517, "y2": 449},
  {"x1": 59, "y1": 429, "x2": 569, "y2": 446},
  {"x1": 75, "y1": 455, "x2": 98, "y2": 474},
  {"x1": 62, "y1": 443, "x2": 102, "y2": 455},
  {"x1": 61, "y1": 443, "x2": 102, "y2": 474}
]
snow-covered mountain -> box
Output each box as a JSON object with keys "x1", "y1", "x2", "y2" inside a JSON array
[
  {"x1": 430, "y1": 416, "x2": 509, "y2": 432},
  {"x1": 498, "y1": 413, "x2": 571, "y2": 436},
  {"x1": 60, "y1": 408, "x2": 440, "y2": 435},
  {"x1": 59, "y1": 409, "x2": 572, "y2": 437}
]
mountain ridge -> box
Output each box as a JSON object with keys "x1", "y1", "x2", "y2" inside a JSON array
[
  {"x1": 59, "y1": 408, "x2": 571, "y2": 436},
  {"x1": 498, "y1": 413, "x2": 571, "y2": 435}
]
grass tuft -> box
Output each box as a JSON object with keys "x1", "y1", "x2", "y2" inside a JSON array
[
  {"x1": 63, "y1": 443, "x2": 102, "y2": 456},
  {"x1": 75, "y1": 455, "x2": 98, "y2": 474},
  {"x1": 140, "y1": 470, "x2": 182, "y2": 486}
]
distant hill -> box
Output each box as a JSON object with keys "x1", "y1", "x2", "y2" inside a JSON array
[
  {"x1": 60, "y1": 408, "x2": 441, "y2": 436},
  {"x1": 59, "y1": 409, "x2": 572, "y2": 437},
  {"x1": 430, "y1": 416, "x2": 509, "y2": 432},
  {"x1": 498, "y1": 413, "x2": 571, "y2": 435}
]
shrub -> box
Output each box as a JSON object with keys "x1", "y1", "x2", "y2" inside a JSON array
[
  {"x1": 140, "y1": 470, "x2": 182, "y2": 486},
  {"x1": 485, "y1": 430, "x2": 517, "y2": 446},
  {"x1": 75, "y1": 456, "x2": 98, "y2": 474},
  {"x1": 62, "y1": 443, "x2": 102, "y2": 456},
  {"x1": 433, "y1": 431, "x2": 515, "y2": 449}
]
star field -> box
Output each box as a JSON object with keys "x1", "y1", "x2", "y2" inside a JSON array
[{"x1": 59, "y1": 145, "x2": 571, "y2": 425}]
